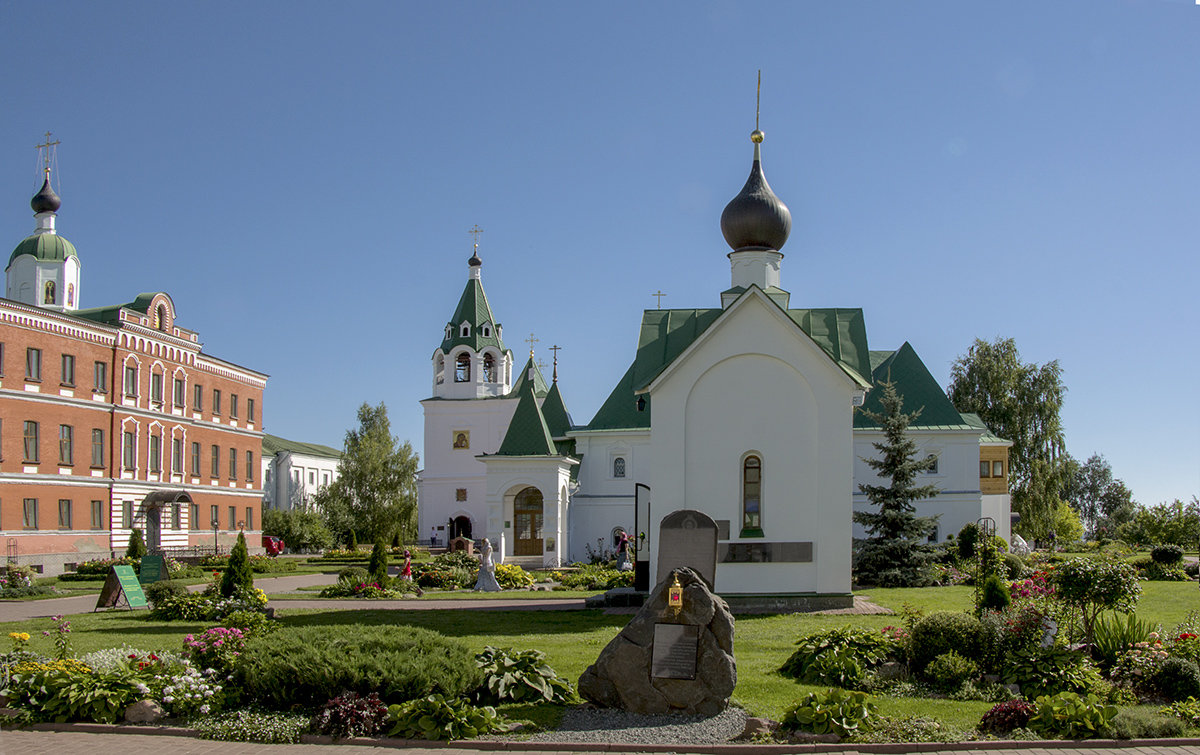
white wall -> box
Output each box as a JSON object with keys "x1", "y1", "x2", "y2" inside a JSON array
[
  {"x1": 568, "y1": 429, "x2": 650, "y2": 562},
  {"x1": 646, "y1": 293, "x2": 858, "y2": 596}
]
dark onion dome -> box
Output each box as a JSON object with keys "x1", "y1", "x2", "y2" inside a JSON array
[
  {"x1": 31, "y1": 176, "x2": 61, "y2": 214},
  {"x1": 468, "y1": 247, "x2": 482, "y2": 267},
  {"x1": 720, "y1": 130, "x2": 791, "y2": 252}
]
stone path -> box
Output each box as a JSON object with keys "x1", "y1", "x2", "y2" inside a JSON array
[{"x1": 6, "y1": 729, "x2": 1200, "y2": 755}]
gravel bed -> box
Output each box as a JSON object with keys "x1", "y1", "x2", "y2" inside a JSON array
[{"x1": 524, "y1": 706, "x2": 747, "y2": 745}]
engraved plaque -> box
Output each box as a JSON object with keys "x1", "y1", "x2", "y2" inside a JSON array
[{"x1": 651, "y1": 623, "x2": 699, "y2": 680}]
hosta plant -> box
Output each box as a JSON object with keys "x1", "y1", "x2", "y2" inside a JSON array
[
  {"x1": 780, "y1": 688, "x2": 877, "y2": 738},
  {"x1": 1003, "y1": 645, "x2": 1102, "y2": 698},
  {"x1": 1028, "y1": 691, "x2": 1117, "y2": 739},
  {"x1": 386, "y1": 694, "x2": 504, "y2": 741},
  {"x1": 493, "y1": 563, "x2": 534, "y2": 589},
  {"x1": 780, "y1": 627, "x2": 895, "y2": 688},
  {"x1": 474, "y1": 646, "x2": 573, "y2": 704}
]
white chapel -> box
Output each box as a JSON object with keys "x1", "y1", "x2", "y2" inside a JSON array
[{"x1": 417, "y1": 125, "x2": 1011, "y2": 601}]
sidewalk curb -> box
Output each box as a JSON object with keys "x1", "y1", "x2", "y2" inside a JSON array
[{"x1": 9, "y1": 722, "x2": 1200, "y2": 753}]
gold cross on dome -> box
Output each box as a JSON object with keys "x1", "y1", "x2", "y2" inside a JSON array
[
  {"x1": 35, "y1": 131, "x2": 60, "y2": 177},
  {"x1": 652, "y1": 290, "x2": 667, "y2": 308},
  {"x1": 468, "y1": 224, "x2": 484, "y2": 250},
  {"x1": 525, "y1": 332, "x2": 538, "y2": 357}
]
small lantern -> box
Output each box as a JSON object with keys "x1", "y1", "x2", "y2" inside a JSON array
[{"x1": 668, "y1": 575, "x2": 683, "y2": 613}]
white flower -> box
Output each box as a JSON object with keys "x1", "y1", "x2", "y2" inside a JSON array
[
  {"x1": 163, "y1": 696, "x2": 175, "y2": 703},
  {"x1": 200, "y1": 704, "x2": 210, "y2": 714}
]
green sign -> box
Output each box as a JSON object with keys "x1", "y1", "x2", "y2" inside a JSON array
[
  {"x1": 95, "y1": 565, "x2": 148, "y2": 610},
  {"x1": 138, "y1": 554, "x2": 166, "y2": 585}
]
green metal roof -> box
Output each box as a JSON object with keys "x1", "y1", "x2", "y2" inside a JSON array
[
  {"x1": 629, "y1": 302, "x2": 872, "y2": 393},
  {"x1": 960, "y1": 412, "x2": 1011, "y2": 444},
  {"x1": 262, "y1": 433, "x2": 342, "y2": 459},
  {"x1": 583, "y1": 362, "x2": 652, "y2": 431},
  {"x1": 8, "y1": 233, "x2": 78, "y2": 268},
  {"x1": 510, "y1": 357, "x2": 549, "y2": 398},
  {"x1": 494, "y1": 378, "x2": 558, "y2": 456},
  {"x1": 440, "y1": 278, "x2": 507, "y2": 354},
  {"x1": 541, "y1": 381, "x2": 573, "y2": 439},
  {"x1": 74, "y1": 292, "x2": 170, "y2": 326},
  {"x1": 854, "y1": 342, "x2": 976, "y2": 430}
]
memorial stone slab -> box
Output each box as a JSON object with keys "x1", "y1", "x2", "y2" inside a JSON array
[{"x1": 656, "y1": 509, "x2": 718, "y2": 589}]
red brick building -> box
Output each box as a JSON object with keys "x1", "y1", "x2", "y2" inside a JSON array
[{"x1": 1, "y1": 172, "x2": 267, "y2": 575}]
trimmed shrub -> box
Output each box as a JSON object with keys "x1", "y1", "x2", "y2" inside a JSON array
[
  {"x1": 1108, "y1": 707, "x2": 1185, "y2": 739},
  {"x1": 1152, "y1": 657, "x2": 1200, "y2": 702},
  {"x1": 144, "y1": 580, "x2": 189, "y2": 608},
  {"x1": 219, "y1": 531, "x2": 254, "y2": 598},
  {"x1": 1051, "y1": 557, "x2": 1140, "y2": 643},
  {"x1": 979, "y1": 574, "x2": 1011, "y2": 613},
  {"x1": 126, "y1": 528, "x2": 148, "y2": 559},
  {"x1": 923, "y1": 650, "x2": 978, "y2": 693},
  {"x1": 1003, "y1": 553, "x2": 1026, "y2": 579},
  {"x1": 978, "y1": 700, "x2": 1036, "y2": 734},
  {"x1": 338, "y1": 566, "x2": 370, "y2": 585},
  {"x1": 909, "y1": 612, "x2": 982, "y2": 672},
  {"x1": 368, "y1": 541, "x2": 389, "y2": 584},
  {"x1": 235, "y1": 624, "x2": 481, "y2": 708},
  {"x1": 957, "y1": 522, "x2": 979, "y2": 560},
  {"x1": 75, "y1": 557, "x2": 135, "y2": 575},
  {"x1": 432, "y1": 550, "x2": 480, "y2": 571},
  {"x1": 1151, "y1": 544, "x2": 1185, "y2": 565}
]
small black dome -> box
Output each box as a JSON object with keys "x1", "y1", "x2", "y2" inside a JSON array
[
  {"x1": 468, "y1": 250, "x2": 482, "y2": 267},
  {"x1": 720, "y1": 140, "x2": 791, "y2": 252},
  {"x1": 31, "y1": 177, "x2": 61, "y2": 214}
]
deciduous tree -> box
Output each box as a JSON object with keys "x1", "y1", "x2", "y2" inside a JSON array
[
  {"x1": 313, "y1": 402, "x2": 418, "y2": 546},
  {"x1": 947, "y1": 337, "x2": 1067, "y2": 541}
]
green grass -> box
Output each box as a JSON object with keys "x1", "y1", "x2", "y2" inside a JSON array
[{"x1": 4, "y1": 581, "x2": 1200, "y2": 731}]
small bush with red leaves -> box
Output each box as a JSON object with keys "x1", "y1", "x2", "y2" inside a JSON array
[
  {"x1": 978, "y1": 699, "x2": 1036, "y2": 734},
  {"x1": 313, "y1": 691, "x2": 390, "y2": 739}
]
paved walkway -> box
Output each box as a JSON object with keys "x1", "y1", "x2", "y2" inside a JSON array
[{"x1": 5, "y1": 729, "x2": 1200, "y2": 755}]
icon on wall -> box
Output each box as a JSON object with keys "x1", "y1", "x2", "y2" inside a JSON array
[{"x1": 452, "y1": 431, "x2": 470, "y2": 450}]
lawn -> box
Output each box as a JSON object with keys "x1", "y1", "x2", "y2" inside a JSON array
[{"x1": 4, "y1": 581, "x2": 1199, "y2": 732}]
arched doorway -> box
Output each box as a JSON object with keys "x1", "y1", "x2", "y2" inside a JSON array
[
  {"x1": 145, "y1": 506, "x2": 162, "y2": 551},
  {"x1": 449, "y1": 515, "x2": 473, "y2": 540},
  {"x1": 513, "y1": 487, "x2": 543, "y2": 556}
]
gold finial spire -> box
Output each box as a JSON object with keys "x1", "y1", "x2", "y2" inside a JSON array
[
  {"x1": 35, "y1": 131, "x2": 61, "y2": 180},
  {"x1": 525, "y1": 332, "x2": 539, "y2": 358},
  {"x1": 549, "y1": 344, "x2": 561, "y2": 382},
  {"x1": 468, "y1": 224, "x2": 484, "y2": 253},
  {"x1": 751, "y1": 71, "x2": 764, "y2": 144},
  {"x1": 652, "y1": 290, "x2": 667, "y2": 308}
]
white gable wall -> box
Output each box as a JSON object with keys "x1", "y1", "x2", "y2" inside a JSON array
[
  {"x1": 568, "y1": 429, "x2": 651, "y2": 563},
  {"x1": 646, "y1": 293, "x2": 858, "y2": 595}
]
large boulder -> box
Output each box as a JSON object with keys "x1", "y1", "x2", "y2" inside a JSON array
[{"x1": 578, "y1": 567, "x2": 735, "y2": 715}]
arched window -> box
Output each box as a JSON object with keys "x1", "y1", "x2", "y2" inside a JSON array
[
  {"x1": 742, "y1": 455, "x2": 762, "y2": 535},
  {"x1": 613, "y1": 457, "x2": 626, "y2": 478},
  {"x1": 454, "y1": 353, "x2": 471, "y2": 382},
  {"x1": 156, "y1": 304, "x2": 168, "y2": 331},
  {"x1": 43, "y1": 281, "x2": 56, "y2": 304},
  {"x1": 925, "y1": 454, "x2": 939, "y2": 474},
  {"x1": 460, "y1": 324, "x2": 470, "y2": 337},
  {"x1": 435, "y1": 354, "x2": 445, "y2": 385},
  {"x1": 483, "y1": 353, "x2": 496, "y2": 383}
]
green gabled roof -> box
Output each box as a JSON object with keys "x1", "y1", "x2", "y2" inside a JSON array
[
  {"x1": 74, "y1": 292, "x2": 170, "y2": 325},
  {"x1": 629, "y1": 302, "x2": 872, "y2": 393},
  {"x1": 854, "y1": 342, "x2": 976, "y2": 430},
  {"x1": 495, "y1": 379, "x2": 558, "y2": 456},
  {"x1": 541, "y1": 381, "x2": 573, "y2": 438},
  {"x1": 509, "y1": 357, "x2": 549, "y2": 398},
  {"x1": 440, "y1": 278, "x2": 507, "y2": 354},
  {"x1": 584, "y1": 362, "x2": 652, "y2": 431},
  {"x1": 8, "y1": 233, "x2": 78, "y2": 268},
  {"x1": 262, "y1": 433, "x2": 342, "y2": 459},
  {"x1": 960, "y1": 413, "x2": 1011, "y2": 444}
]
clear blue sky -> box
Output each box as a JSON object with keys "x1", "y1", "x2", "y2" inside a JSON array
[{"x1": 2, "y1": 1, "x2": 1196, "y2": 508}]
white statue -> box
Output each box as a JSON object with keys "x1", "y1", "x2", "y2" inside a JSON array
[{"x1": 473, "y1": 537, "x2": 502, "y2": 592}]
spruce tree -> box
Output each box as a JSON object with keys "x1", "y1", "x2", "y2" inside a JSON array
[
  {"x1": 126, "y1": 528, "x2": 147, "y2": 559},
  {"x1": 368, "y1": 540, "x2": 389, "y2": 585},
  {"x1": 219, "y1": 531, "x2": 255, "y2": 598},
  {"x1": 853, "y1": 380, "x2": 940, "y2": 587}
]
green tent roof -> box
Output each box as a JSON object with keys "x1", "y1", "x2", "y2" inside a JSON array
[
  {"x1": 628, "y1": 304, "x2": 872, "y2": 394},
  {"x1": 854, "y1": 342, "x2": 976, "y2": 430},
  {"x1": 494, "y1": 378, "x2": 558, "y2": 456},
  {"x1": 262, "y1": 433, "x2": 342, "y2": 459},
  {"x1": 510, "y1": 357, "x2": 549, "y2": 398},
  {"x1": 541, "y1": 381, "x2": 573, "y2": 439},
  {"x1": 8, "y1": 233, "x2": 78, "y2": 268},
  {"x1": 74, "y1": 292, "x2": 171, "y2": 326},
  {"x1": 585, "y1": 362, "x2": 652, "y2": 431},
  {"x1": 440, "y1": 278, "x2": 507, "y2": 354}
]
